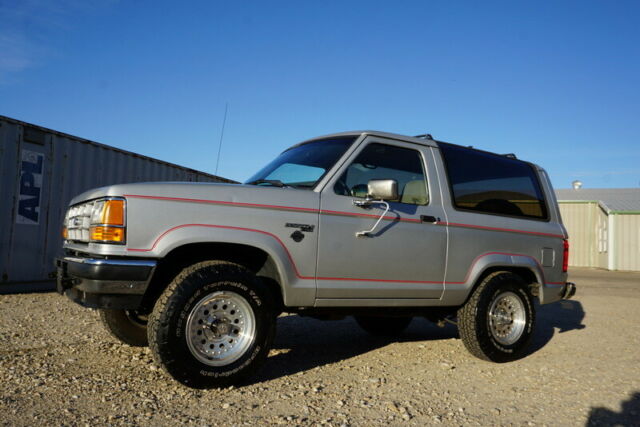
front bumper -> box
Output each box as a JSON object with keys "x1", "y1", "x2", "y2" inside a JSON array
[{"x1": 56, "y1": 257, "x2": 156, "y2": 309}]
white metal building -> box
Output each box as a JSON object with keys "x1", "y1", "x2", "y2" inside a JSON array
[{"x1": 556, "y1": 188, "x2": 640, "y2": 271}]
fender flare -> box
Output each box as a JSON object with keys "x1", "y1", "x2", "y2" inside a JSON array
[
  {"x1": 444, "y1": 252, "x2": 546, "y2": 306},
  {"x1": 128, "y1": 224, "x2": 308, "y2": 297},
  {"x1": 465, "y1": 252, "x2": 545, "y2": 288}
]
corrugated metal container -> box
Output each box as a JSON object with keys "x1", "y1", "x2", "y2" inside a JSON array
[
  {"x1": 0, "y1": 115, "x2": 235, "y2": 290},
  {"x1": 612, "y1": 213, "x2": 640, "y2": 271}
]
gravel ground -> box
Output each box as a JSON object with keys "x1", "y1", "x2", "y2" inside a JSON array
[{"x1": 1, "y1": 268, "x2": 639, "y2": 426}]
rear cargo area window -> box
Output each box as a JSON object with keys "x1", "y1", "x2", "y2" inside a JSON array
[{"x1": 438, "y1": 143, "x2": 548, "y2": 219}]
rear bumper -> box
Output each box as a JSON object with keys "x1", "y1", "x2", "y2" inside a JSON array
[
  {"x1": 540, "y1": 281, "x2": 577, "y2": 304},
  {"x1": 562, "y1": 282, "x2": 577, "y2": 299},
  {"x1": 56, "y1": 257, "x2": 156, "y2": 309}
]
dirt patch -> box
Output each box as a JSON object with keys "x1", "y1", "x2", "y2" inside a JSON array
[{"x1": 1, "y1": 268, "x2": 638, "y2": 426}]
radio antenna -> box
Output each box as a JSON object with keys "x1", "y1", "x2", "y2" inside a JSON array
[{"x1": 215, "y1": 102, "x2": 228, "y2": 176}]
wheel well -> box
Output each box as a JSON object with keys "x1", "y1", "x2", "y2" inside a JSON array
[
  {"x1": 469, "y1": 266, "x2": 539, "y2": 302},
  {"x1": 139, "y1": 243, "x2": 284, "y2": 313}
]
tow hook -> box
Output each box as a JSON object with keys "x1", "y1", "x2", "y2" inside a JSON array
[{"x1": 562, "y1": 282, "x2": 577, "y2": 300}]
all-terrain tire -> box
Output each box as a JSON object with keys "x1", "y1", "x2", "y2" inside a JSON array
[
  {"x1": 148, "y1": 260, "x2": 276, "y2": 389},
  {"x1": 458, "y1": 271, "x2": 535, "y2": 363},
  {"x1": 355, "y1": 316, "x2": 413, "y2": 337},
  {"x1": 99, "y1": 309, "x2": 149, "y2": 347}
]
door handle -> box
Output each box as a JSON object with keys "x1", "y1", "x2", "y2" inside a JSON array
[{"x1": 420, "y1": 215, "x2": 440, "y2": 223}]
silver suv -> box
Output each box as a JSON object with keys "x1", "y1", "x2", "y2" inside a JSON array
[{"x1": 56, "y1": 131, "x2": 576, "y2": 388}]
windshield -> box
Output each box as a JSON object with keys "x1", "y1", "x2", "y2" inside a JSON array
[{"x1": 245, "y1": 136, "x2": 357, "y2": 189}]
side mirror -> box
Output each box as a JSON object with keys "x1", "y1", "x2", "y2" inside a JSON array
[
  {"x1": 367, "y1": 179, "x2": 398, "y2": 201},
  {"x1": 353, "y1": 179, "x2": 398, "y2": 238}
]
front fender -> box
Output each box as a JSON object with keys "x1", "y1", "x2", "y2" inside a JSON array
[{"x1": 127, "y1": 224, "x2": 316, "y2": 307}]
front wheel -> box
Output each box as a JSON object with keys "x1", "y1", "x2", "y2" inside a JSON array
[
  {"x1": 457, "y1": 271, "x2": 535, "y2": 362},
  {"x1": 148, "y1": 261, "x2": 276, "y2": 388},
  {"x1": 99, "y1": 309, "x2": 148, "y2": 347}
]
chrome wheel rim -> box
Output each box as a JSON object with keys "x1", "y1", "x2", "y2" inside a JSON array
[
  {"x1": 488, "y1": 291, "x2": 526, "y2": 346},
  {"x1": 185, "y1": 290, "x2": 256, "y2": 366}
]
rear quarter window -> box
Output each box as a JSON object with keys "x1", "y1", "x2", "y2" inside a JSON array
[{"x1": 438, "y1": 143, "x2": 548, "y2": 220}]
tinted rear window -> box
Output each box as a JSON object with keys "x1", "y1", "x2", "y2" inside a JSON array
[{"x1": 438, "y1": 143, "x2": 548, "y2": 220}]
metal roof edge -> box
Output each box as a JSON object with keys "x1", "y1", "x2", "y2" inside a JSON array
[
  {"x1": 557, "y1": 200, "x2": 601, "y2": 204},
  {"x1": 558, "y1": 199, "x2": 613, "y2": 214},
  {"x1": 598, "y1": 201, "x2": 612, "y2": 214},
  {"x1": 560, "y1": 201, "x2": 640, "y2": 215},
  {"x1": 609, "y1": 210, "x2": 640, "y2": 215}
]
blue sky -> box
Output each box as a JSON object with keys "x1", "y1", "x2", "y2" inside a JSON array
[{"x1": 1, "y1": 0, "x2": 639, "y2": 188}]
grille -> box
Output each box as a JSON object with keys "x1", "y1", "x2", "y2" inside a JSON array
[{"x1": 66, "y1": 201, "x2": 95, "y2": 243}]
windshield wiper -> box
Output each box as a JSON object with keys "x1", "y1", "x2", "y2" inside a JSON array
[{"x1": 246, "y1": 179, "x2": 288, "y2": 188}]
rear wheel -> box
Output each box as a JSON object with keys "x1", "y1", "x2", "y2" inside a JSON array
[
  {"x1": 355, "y1": 316, "x2": 413, "y2": 337},
  {"x1": 99, "y1": 309, "x2": 148, "y2": 347},
  {"x1": 148, "y1": 260, "x2": 276, "y2": 388},
  {"x1": 458, "y1": 271, "x2": 535, "y2": 362}
]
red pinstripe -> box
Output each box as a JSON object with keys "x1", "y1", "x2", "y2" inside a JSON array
[
  {"x1": 124, "y1": 194, "x2": 319, "y2": 213},
  {"x1": 444, "y1": 222, "x2": 564, "y2": 239},
  {"x1": 127, "y1": 223, "x2": 564, "y2": 286},
  {"x1": 123, "y1": 194, "x2": 565, "y2": 239},
  {"x1": 129, "y1": 223, "x2": 313, "y2": 280}
]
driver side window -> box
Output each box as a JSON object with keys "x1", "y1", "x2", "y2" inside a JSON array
[{"x1": 334, "y1": 143, "x2": 429, "y2": 205}]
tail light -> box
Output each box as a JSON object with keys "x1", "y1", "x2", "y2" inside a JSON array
[{"x1": 562, "y1": 239, "x2": 569, "y2": 272}]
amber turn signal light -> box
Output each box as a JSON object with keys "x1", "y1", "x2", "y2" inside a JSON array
[{"x1": 90, "y1": 226, "x2": 125, "y2": 243}]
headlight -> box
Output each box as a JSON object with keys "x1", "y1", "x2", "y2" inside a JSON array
[
  {"x1": 89, "y1": 198, "x2": 126, "y2": 243},
  {"x1": 65, "y1": 197, "x2": 127, "y2": 244}
]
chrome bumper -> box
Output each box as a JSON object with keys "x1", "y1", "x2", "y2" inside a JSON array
[
  {"x1": 56, "y1": 256, "x2": 157, "y2": 309},
  {"x1": 562, "y1": 282, "x2": 577, "y2": 300}
]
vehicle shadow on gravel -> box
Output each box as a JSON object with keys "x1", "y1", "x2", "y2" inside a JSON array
[
  {"x1": 528, "y1": 300, "x2": 586, "y2": 355},
  {"x1": 586, "y1": 391, "x2": 640, "y2": 427},
  {"x1": 249, "y1": 300, "x2": 586, "y2": 385},
  {"x1": 250, "y1": 316, "x2": 458, "y2": 385}
]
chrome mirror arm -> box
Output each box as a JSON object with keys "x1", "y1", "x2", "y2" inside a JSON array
[{"x1": 353, "y1": 199, "x2": 390, "y2": 237}]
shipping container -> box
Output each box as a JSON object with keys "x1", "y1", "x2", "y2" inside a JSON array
[{"x1": 0, "y1": 115, "x2": 235, "y2": 291}]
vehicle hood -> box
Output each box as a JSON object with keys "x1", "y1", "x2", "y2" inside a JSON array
[{"x1": 69, "y1": 181, "x2": 320, "y2": 210}]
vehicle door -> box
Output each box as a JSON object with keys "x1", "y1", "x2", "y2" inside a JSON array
[{"x1": 316, "y1": 136, "x2": 447, "y2": 300}]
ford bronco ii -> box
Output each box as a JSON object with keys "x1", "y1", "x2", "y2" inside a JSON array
[{"x1": 57, "y1": 131, "x2": 576, "y2": 388}]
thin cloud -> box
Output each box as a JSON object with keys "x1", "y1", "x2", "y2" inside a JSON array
[
  {"x1": 0, "y1": 31, "x2": 36, "y2": 83},
  {"x1": 0, "y1": 0, "x2": 117, "y2": 83},
  {"x1": 0, "y1": 34, "x2": 33, "y2": 72},
  {"x1": 572, "y1": 169, "x2": 640, "y2": 178}
]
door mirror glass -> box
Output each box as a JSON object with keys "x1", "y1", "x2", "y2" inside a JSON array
[{"x1": 368, "y1": 179, "x2": 398, "y2": 201}]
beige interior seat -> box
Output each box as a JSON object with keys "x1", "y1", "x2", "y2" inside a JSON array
[{"x1": 401, "y1": 180, "x2": 428, "y2": 205}]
